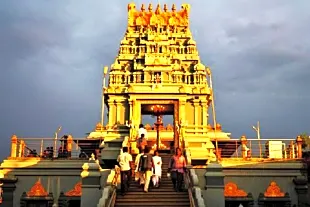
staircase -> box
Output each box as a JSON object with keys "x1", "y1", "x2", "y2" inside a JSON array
[{"x1": 114, "y1": 153, "x2": 191, "y2": 207}]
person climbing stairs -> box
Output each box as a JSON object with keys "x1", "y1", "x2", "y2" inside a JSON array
[{"x1": 114, "y1": 153, "x2": 191, "y2": 207}]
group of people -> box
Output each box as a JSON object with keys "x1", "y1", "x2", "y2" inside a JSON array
[{"x1": 117, "y1": 145, "x2": 187, "y2": 196}]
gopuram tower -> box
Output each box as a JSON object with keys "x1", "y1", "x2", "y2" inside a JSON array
[{"x1": 90, "y1": 3, "x2": 231, "y2": 163}]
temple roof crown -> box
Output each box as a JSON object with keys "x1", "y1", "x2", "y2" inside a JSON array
[{"x1": 126, "y1": 3, "x2": 191, "y2": 28}]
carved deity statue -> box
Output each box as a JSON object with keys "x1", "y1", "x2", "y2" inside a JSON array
[
  {"x1": 155, "y1": 73, "x2": 161, "y2": 84},
  {"x1": 126, "y1": 120, "x2": 137, "y2": 141}
]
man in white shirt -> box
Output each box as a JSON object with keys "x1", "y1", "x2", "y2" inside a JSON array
[
  {"x1": 138, "y1": 124, "x2": 148, "y2": 140},
  {"x1": 117, "y1": 147, "x2": 133, "y2": 195}
]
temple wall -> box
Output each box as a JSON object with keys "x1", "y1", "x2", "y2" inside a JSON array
[
  {"x1": 193, "y1": 161, "x2": 307, "y2": 207},
  {"x1": 0, "y1": 159, "x2": 87, "y2": 206},
  {"x1": 185, "y1": 101, "x2": 195, "y2": 125}
]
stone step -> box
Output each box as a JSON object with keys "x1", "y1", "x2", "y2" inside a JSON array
[
  {"x1": 114, "y1": 202, "x2": 190, "y2": 207},
  {"x1": 115, "y1": 198, "x2": 189, "y2": 204},
  {"x1": 124, "y1": 188, "x2": 177, "y2": 192},
  {"x1": 118, "y1": 191, "x2": 188, "y2": 195}
]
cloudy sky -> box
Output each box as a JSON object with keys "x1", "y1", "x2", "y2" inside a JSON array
[{"x1": 0, "y1": 0, "x2": 309, "y2": 160}]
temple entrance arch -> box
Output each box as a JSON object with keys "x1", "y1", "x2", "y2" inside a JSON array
[{"x1": 138, "y1": 100, "x2": 179, "y2": 152}]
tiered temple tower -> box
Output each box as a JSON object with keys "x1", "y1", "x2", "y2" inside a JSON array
[{"x1": 89, "y1": 3, "x2": 231, "y2": 162}]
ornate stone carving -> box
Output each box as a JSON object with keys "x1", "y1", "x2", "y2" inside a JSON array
[
  {"x1": 27, "y1": 180, "x2": 48, "y2": 197},
  {"x1": 65, "y1": 182, "x2": 82, "y2": 197},
  {"x1": 224, "y1": 182, "x2": 247, "y2": 197},
  {"x1": 264, "y1": 181, "x2": 285, "y2": 197}
]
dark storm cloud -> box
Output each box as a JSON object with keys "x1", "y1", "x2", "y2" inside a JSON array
[{"x1": 0, "y1": 0, "x2": 310, "y2": 160}]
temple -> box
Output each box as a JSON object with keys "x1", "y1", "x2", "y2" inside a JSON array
[{"x1": 0, "y1": 3, "x2": 309, "y2": 207}]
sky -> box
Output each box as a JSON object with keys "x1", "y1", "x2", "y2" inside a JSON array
[{"x1": 0, "y1": 0, "x2": 310, "y2": 160}]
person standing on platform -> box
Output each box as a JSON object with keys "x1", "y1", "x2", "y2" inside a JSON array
[
  {"x1": 138, "y1": 124, "x2": 148, "y2": 140},
  {"x1": 152, "y1": 150, "x2": 162, "y2": 187},
  {"x1": 168, "y1": 147, "x2": 187, "y2": 192},
  {"x1": 139, "y1": 147, "x2": 154, "y2": 193},
  {"x1": 117, "y1": 147, "x2": 133, "y2": 196}
]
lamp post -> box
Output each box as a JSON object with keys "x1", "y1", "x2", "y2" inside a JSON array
[
  {"x1": 206, "y1": 67, "x2": 219, "y2": 155},
  {"x1": 252, "y1": 121, "x2": 262, "y2": 158},
  {"x1": 101, "y1": 66, "x2": 109, "y2": 127},
  {"x1": 53, "y1": 126, "x2": 62, "y2": 158},
  {"x1": 151, "y1": 105, "x2": 165, "y2": 151}
]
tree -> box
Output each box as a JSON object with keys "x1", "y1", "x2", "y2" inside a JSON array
[{"x1": 300, "y1": 133, "x2": 310, "y2": 149}]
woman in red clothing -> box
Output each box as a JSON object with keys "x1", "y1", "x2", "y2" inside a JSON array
[{"x1": 168, "y1": 147, "x2": 187, "y2": 192}]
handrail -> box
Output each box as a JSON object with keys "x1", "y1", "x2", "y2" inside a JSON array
[
  {"x1": 106, "y1": 166, "x2": 120, "y2": 207},
  {"x1": 184, "y1": 169, "x2": 196, "y2": 207}
]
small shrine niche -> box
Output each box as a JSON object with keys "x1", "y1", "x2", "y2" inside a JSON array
[
  {"x1": 258, "y1": 181, "x2": 291, "y2": 207},
  {"x1": 154, "y1": 72, "x2": 162, "y2": 84},
  {"x1": 20, "y1": 179, "x2": 54, "y2": 207},
  {"x1": 224, "y1": 182, "x2": 254, "y2": 207},
  {"x1": 58, "y1": 182, "x2": 82, "y2": 207}
]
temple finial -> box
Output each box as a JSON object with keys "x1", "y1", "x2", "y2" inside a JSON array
[
  {"x1": 141, "y1": 4, "x2": 145, "y2": 12},
  {"x1": 155, "y1": 4, "x2": 161, "y2": 14},
  {"x1": 172, "y1": 4, "x2": 176, "y2": 12},
  {"x1": 148, "y1": 3, "x2": 153, "y2": 12},
  {"x1": 163, "y1": 4, "x2": 168, "y2": 12}
]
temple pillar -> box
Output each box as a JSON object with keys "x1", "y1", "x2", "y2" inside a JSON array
[
  {"x1": 115, "y1": 101, "x2": 121, "y2": 124},
  {"x1": 296, "y1": 136, "x2": 303, "y2": 159},
  {"x1": 201, "y1": 100, "x2": 208, "y2": 126},
  {"x1": 240, "y1": 135, "x2": 248, "y2": 159},
  {"x1": 193, "y1": 100, "x2": 200, "y2": 130},
  {"x1": 108, "y1": 100, "x2": 116, "y2": 127},
  {"x1": 204, "y1": 163, "x2": 225, "y2": 207},
  {"x1": 178, "y1": 99, "x2": 186, "y2": 122},
  {"x1": 293, "y1": 177, "x2": 308, "y2": 206},
  {"x1": 80, "y1": 159, "x2": 101, "y2": 207},
  {"x1": 0, "y1": 177, "x2": 18, "y2": 207},
  {"x1": 128, "y1": 99, "x2": 133, "y2": 121},
  {"x1": 133, "y1": 100, "x2": 141, "y2": 125},
  {"x1": 10, "y1": 135, "x2": 17, "y2": 158}
]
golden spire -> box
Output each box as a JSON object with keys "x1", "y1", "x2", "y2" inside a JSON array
[
  {"x1": 141, "y1": 4, "x2": 145, "y2": 12},
  {"x1": 163, "y1": 4, "x2": 168, "y2": 12},
  {"x1": 172, "y1": 4, "x2": 176, "y2": 12},
  {"x1": 148, "y1": 3, "x2": 153, "y2": 12},
  {"x1": 155, "y1": 4, "x2": 161, "y2": 14}
]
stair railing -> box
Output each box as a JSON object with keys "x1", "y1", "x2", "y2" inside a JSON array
[
  {"x1": 106, "y1": 166, "x2": 120, "y2": 207},
  {"x1": 184, "y1": 169, "x2": 196, "y2": 207}
]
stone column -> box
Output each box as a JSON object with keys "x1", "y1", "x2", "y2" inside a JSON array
[
  {"x1": 115, "y1": 101, "x2": 121, "y2": 125},
  {"x1": 108, "y1": 100, "x2": 116, "y2": 128},
  {"x1": 178, "y1": 99, "x2": 186, "y2": 122},
  {"x1": 204, "y1": 163, "x2": 225, "y2": 207},
  {"x1": 193, "y1": 100, "x2": 200, "y2": 130},
  {"x1": 80, "y1": 159, "x2": 102, "y2": 207},
  {"x1": 128, "y1": 99, "x2": 133, "y2": 121},
  {"x1": 296, "y1": 136, "x2": 303, "y2": 159},
  {"x1": 10, "y1": 135, "x2": 18, "y2": 158},
  {"x1": 134, "y1": 101, "x2": 141, "y2": 125},
  {"x1": 67, "y1": 135, "x2": 73, "y2": 158},
  {"x1": 293, "y1": 177, "x2": 308, "y2": 206},
  {"x1": 201, "y1": 100, "x2": 208, "y2": 126},
  {"x1": 0, "y1": 177, "x2": 18, "y2": 207},
  {"x1": 240, "y1": 135, "x2": 248, "y2": 159}
]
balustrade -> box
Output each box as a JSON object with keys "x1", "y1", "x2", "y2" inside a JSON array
[{"x1": 9, "y1": 136, "x2": 102, "y2": 160}]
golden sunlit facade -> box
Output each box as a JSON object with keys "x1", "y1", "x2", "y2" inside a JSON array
[{"x1": 87, "y1": 2, "x2": 232, "y2": 161}]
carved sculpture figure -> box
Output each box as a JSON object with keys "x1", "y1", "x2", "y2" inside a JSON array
[{"x1": 126, "y1": 120, "x2": 137, "y2": 141}]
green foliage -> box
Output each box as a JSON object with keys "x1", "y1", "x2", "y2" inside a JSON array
[{"x1": 300, "y1": 133, "x2": 310, "y2": 149}]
